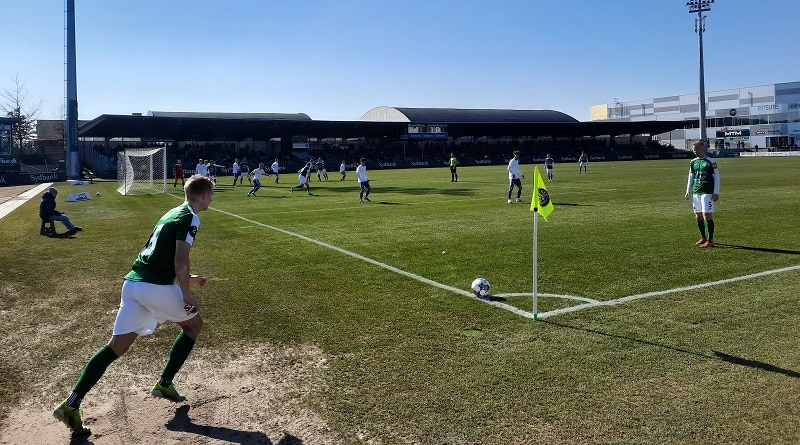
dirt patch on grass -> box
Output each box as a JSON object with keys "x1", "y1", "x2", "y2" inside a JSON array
[{"x1": 0, "y1": 344, "x2": 342, "y2": 445}]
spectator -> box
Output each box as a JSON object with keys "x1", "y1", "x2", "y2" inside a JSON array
[{"x1": 39, "y1": 187, "x2": 82, "y2": 235}]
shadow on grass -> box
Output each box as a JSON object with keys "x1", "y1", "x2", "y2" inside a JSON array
[
  {"x1": 546, "y1": 202, "x2": 595, "y2": 207},
  {"x1": 542, "y1": 320, "x2": 799, "y2": 379},
  {"x1": 166, "y1": 404, "x2": 289, "y2": 444},
  {"x1": 44, "y1": 232, "x2": 77, "y2": 239},
  {"x1": 713, "y1": 243, "x2": 800, "y2": 255},
  {"x1": 713, "y1": 351, "x2": 800, "y2": 378},
  {"x1": 481, "y1": 295, "x2": 507, "y2": 302},
  {"x1": 375, "y1": 186, "x2": 476, "y2": 196}
]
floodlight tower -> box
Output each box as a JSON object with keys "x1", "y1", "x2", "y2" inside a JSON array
[
  {"x1": 687, "y1": 0, "x2": 713, "y2": 143},
  {"x1": 65, "y1": 0, "x2": 79, "y2": 179}
]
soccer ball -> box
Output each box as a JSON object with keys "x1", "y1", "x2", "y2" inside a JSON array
[
  {"x1": 471, "y1": 278, "x2": 491, "y2": 297},
  {"x1": 95, "y1": 192, "x2": 100, "y2": 196}
]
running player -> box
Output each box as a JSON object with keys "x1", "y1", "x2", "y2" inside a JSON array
[
  {"x1": 316, "y1": 158, "x2": 328, "y2": 181},
  {"x1": 507, "y1": 151, "x2": 525, "y2": 204},
  {"x1": 356, "y1": 158, "x2": 371, "y2": 203},
  {"x1": 291, "y1": 162, "x2": 313, "y2": 195},
  {"x1": 53, "y1": 174, "x2": 213, "y2": 438},
  {"x1": 246, "y1": 163, "x2": 267, "y2": 197}
]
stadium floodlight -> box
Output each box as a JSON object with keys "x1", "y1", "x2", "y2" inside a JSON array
[{"x1": 687, "y1": 0, "x2": 714, "y2": 143}]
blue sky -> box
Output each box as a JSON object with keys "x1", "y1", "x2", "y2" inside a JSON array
[{"x1": 1, "y1": 0, "x2": 798, "y2": 122}]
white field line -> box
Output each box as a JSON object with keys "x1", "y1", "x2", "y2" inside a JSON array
[
  {"x1": 211, "y1": 206, "x2": 534, "y2": 317},
  {"x1": 210, "y1": 201, "x2": 800, "y2": 321},
  {"x1": 0, "y1": 183, "x2": 52, "y2": 219},
  {"x1": 536, "y1": 264, "x2": 800, "y2": 319}
]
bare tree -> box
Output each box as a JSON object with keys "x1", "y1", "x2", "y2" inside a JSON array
[{"x1": 1, "y1": 74, "x2": 42, "y2": 153}]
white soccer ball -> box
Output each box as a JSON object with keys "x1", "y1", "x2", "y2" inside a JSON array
[
  {"x1": 95, "y1": 192, "x2": 100, "y2": 196},
  {"x1": 471, "y1": 278, "x2": 491, "y2": 297}
]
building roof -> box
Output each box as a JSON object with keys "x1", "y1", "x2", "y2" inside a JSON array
[
  {"x1": 360, "y1": 106, "x2": 579, "y2": 123},
  {"x1": 147, "y1": 111, "x2": 312, "y2": 120},
  {"x1": 78, "y1": 112, "x2": 691, "y2": 141},
  {"x1": 0, "y1": 117, "x2": 22, "y2": 126}
]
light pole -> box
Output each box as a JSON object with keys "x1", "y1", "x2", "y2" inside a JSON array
[{"x1": 687, "y1": 0, "x2": 713, "y2": 143}]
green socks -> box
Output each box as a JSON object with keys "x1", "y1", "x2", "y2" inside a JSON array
[
  {"x1": 697, "y1": 220, "x2": 706, "y2": 238},
  {"x1": 159, "y1": 331, "x2": 195, "y2": 386},
  {"x1": 70, "y1": 345, "x2": 119, "y2": 407}
]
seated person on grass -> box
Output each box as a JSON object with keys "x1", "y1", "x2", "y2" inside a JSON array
[{"x1": 39, "y1": 187, "x2": 83, "y2": 235}]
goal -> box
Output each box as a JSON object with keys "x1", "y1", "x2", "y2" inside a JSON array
[{"x1": 116, "y1": 147, "x2": 168, "y2": 195}]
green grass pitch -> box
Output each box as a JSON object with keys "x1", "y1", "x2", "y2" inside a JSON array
[{"x1": 1, "y1": 156, "x2": 798, "y2": 444}]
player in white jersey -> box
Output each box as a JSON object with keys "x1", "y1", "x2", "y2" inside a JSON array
[
  {"x1": 291, "y1": 162, "x2": 313, "y2": 195},
  {"x1": 339, "y1": 160, "x2": 347, "y2": 181},
  {"x1": 231, "y1": 158, "x2": 241, "y2": 186},
  {"x1": 246, "y1": 163, "x2": 267, "y2": 197},
  {"x1": 271, "y1": 158, "x2": 280, "y2": 183},
  {"x1": 53, "y1": 175, "x2": 214, "y2": 438},
  {"x1": 195, "y1": 159, "x2": 208, "y2": 177},
  {"x1": 507, "y1": 151, "x2": 525, "y2": 204},
  {"x1": 356, "y1": 158, "x2": 371, "y2": 203}
]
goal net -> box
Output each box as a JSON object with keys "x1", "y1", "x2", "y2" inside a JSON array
[{"x1": 117, "y1": 147, "x2": 167, "y2": 195}]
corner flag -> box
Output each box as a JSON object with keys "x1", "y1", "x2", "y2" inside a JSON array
[{"x1": 530, "y1": 166, "x2": 554, "y2": 221}]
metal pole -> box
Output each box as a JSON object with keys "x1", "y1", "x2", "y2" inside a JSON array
[
  {"x1": 697, "y1": 11, "x2": 708, "y2": 142},
  {"x1": 688, "y1": 0, "x2": 713, "y2": 143},
  {"x1": 65, "y1": 0, "x2": 80, "y2": 179}
]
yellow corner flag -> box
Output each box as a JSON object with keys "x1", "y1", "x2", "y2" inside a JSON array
[{"x1": 531, "y1": 166, "x2": 554, "y2": 221}]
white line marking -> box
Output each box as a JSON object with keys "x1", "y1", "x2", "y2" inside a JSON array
[
  {"x1": 497, "y1": 292, "x2": 599, "y2": 304},
  {"x1": 536, "y1": 264, "x2": 800, "y2": 319},
  {"x1": 210, "y1": 206, "x2": 534, "y2": 317},
  {"x1": 0, "y1": 183, "x2": 52, "y2": 219},
  {"x1": 209, "y1": 202, "x2": 800, "y2": 321}
]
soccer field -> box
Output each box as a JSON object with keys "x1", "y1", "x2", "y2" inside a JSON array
[{"x1": 1, "y1": 157, "x2": 799, "y2": 444}]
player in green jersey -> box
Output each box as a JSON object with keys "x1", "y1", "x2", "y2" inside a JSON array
[
  {"x1": 545, "y1": 154, "x2": 555, "y2": 182},
  {"x1": 578, "y1": 152, "x2": 588, "y2": 174},
  {"x1": 684, "y1": 140, "x2": 720, "y2": 248},
  {"x1": 53, "y1": 174, "x2": 214, "y2": 438}
]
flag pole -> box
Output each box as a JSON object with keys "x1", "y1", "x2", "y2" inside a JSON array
[{"x1": 532, "y1": 206, "x2": 539, "y2": 320}]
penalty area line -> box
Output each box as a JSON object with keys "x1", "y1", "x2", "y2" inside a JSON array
[
  {"x1": 536, "y1": 264, "x2": 800, "y2": 319},
  {"x1": 210, "y1": 206, "x2": 534, "y2": 318}
]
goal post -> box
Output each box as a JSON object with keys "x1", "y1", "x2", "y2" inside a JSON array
[{"x1": 117, "y1": 146, "x2": 168, "y2": 195}]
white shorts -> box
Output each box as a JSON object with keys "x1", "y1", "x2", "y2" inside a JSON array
[
  {"x1": 546, "y1": 168, "x2": 554, "y2": 174},
  {"x1": 113, "y1": 280, "x2": 197, "y2": 336},
  {"x1": 579, "y1": 162, "x2": 587, "y2": 167},
  {"x1": 691, "y1": 194, "x2": 715, "y2": 214},
  {"x1": 298, "y1": 174, "x2": 308, "y2": 185}
]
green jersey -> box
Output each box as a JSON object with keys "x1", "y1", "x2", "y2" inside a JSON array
[
  {"x1": 688, "y1": 156, "x2": 718, "y2": 194},
  {"x1": 124, "y1": 203, "x2": 200, "y2": 285},
  {"x1": 545, "y1": 157, "x2": 555, "y2": 169}
]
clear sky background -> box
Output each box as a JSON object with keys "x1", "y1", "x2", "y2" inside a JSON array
[{"x1": 1, "y1": 0, "x2": 798, "y2": 123}]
